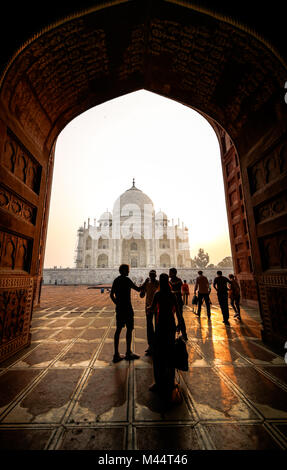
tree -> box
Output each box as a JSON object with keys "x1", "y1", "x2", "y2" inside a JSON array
[
  {"x1": 193, "y1": 248, "x2": 209, "y2": 268},
  {"x1": 217, "y1": 256, "x2": 233, "y2": 268}
]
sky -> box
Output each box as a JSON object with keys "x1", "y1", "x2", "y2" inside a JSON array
[{"x1": 44, "y1": 90, "x2": 231, "y2": 268}]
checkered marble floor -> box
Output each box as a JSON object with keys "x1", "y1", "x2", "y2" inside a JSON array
[{"x1": 0, "y1": 285, "x2": 287, "y2": 450}]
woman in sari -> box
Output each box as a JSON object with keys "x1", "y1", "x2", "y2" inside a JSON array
[{"x1": 148, "y1": 273, "x2": 183, "y2": 403}]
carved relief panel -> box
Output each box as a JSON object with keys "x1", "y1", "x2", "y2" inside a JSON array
[
  {"x1": 0, "y1": 275, "x2": 33, "y2": 362},
  {"x1": 0, "y1": 184, "x2": 37, "y2": 225},
  {"x1": 259, "y1": 230, "x2": 287, "y2": 270},
  {"x1": 0, "y1": 231, "x2": 32, "y2": 272},
  {"x1": 2, "y1": 129, "x2": 42, "y2": 194},
  {"x1": 248, "y1": 140, "x2": 287, "y2": 196}
]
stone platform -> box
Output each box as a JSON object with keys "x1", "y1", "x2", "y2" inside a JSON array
[{"x1": 0, "y1": 286, "x2": 286, "y2": 451}]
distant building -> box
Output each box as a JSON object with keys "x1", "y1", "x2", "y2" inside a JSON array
[{"x1": 75, "y1": 180, "x2": 192, "y2": 269}]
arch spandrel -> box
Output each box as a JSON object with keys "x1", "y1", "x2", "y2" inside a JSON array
[
  {"x1": 0, "y1": 1, "x2": 286, "y2": 154},
  {"x1": 0, "y1": 0, "x2": 286, "y2": 361}
]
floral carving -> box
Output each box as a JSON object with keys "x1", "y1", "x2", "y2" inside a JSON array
[{"x1": 0, "y1": 185, "x2": 36, "y2": 224}]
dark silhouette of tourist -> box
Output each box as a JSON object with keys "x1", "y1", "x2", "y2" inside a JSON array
[
  {"x1": 140, "y1": 270, "x2": 160, "y2": 356},
  {"x1": 110, "y1": 264, "x2": 142, "y2": 363},
  {"x1": 208, "y1": 279, "x2": 212, "y2": 305},
  {"x1": 213, "y1": 271, "x2": 232, "y2": 325},
  {"x1": 148, "y1": 273, "x2": 182, "y2": 403},
  {"x1": 169, "y1": 268, "x2": 188, "y2": 341},
  {"x1": 194, "y1": 271, "x2": 211, "y2": 319},
  {"x1": 181, "y1": 280, "x2": 190, "y2": 305},
  {"x1": 228, "y1": 274, "x2": 241, "y2": 320}
]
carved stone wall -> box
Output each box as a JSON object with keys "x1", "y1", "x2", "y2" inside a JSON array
[
  {"x1": 0, "y1": 118, "x2": 48, "y2": 363},
  {"x1": 211, "y1": 123, "x2": 258, "y2": 305},
  {"x1": 43, "y1": 267, "x2": 233, "y2": 286}
]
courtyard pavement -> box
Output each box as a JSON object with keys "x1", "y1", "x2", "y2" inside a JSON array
[{"x1": 0, "y1": 285, "x2": 287, "y2": 451}]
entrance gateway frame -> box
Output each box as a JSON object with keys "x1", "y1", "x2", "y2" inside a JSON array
[{"x1": 0, "y1": 0, "x2": 286, "y2": 362}]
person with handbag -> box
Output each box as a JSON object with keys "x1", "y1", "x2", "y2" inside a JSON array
[
  {"x1": 169, "y1": 268, "x2": 188, "y2": 341},
  {"x1": 147, "y1": 273, "x2": 184, "y2": 405}
]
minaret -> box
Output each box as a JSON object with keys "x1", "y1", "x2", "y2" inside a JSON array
[{"x1": 75, "y1": 226, "x2": 84, "y2": 267}]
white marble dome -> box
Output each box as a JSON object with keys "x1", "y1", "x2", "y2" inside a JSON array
[{"x1": 113, "y1": 181, "x2": 154, "y2": 217}]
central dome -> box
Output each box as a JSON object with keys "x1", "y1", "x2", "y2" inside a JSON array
[{"x1": 113, "y1": 180, "x2": 154, "y2": 216}]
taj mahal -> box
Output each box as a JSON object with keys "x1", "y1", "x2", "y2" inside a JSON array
[
  {"x1": 75, "y1": 180, "x2": 192, "y2": 269},
  {"x1": 43, "y1": 182, "x2": 232, "y2": 285}
]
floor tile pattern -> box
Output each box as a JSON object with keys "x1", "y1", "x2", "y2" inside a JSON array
[{"x1": 0, "y1": 286, "x2": 286, "y2": 450}]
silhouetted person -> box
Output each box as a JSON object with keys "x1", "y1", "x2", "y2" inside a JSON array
[
  {"x1": 169, "y1": 268, "x2": 188, "y2": 341},
  {"x1": 194, "y1": 271, "x2": 211, "y2": 319},
  {"x1": 148, "y1": 273, "x2": 182, "y2": 403},
  {"x1": 181, "y1": 280, "x2": 190, "y2": 305},
  {"x1": 140, "y1": 270, "x2": 160, "y2": 356},
  {"x1": 213, "y1": 270, "x2": 232, "y2": 325},
  {"x1": 228, "y1": 274, "x2": 241, "y2": 320},
  {"x1": 110, "y1": 264, "x2": 142, "y2": 363}
]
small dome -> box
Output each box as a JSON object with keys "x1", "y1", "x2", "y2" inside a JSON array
[
  {"x1": 99, "y1": 211, "x2": 112, "y2": 221},
  {"x1": 155, "y1": 210, "x2": 168, "y2": 220}
]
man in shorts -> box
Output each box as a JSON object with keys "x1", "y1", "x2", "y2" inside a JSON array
[{"x1": 110, "y1": 264, "x2": 142, "y2": 363}]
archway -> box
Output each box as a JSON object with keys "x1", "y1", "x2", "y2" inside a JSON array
[
  {"x1": 85, "y1": 236, "x2": 92, "y2": 250},
  {"x1": 85, "y1": 254, "x2": 91, "y2": 268},
  {"x1": 97, "y1": 253, "x2": 109, "y2": 268},
  {"x1": 160, "y1": 253, "x2": 171, "y2": 268},
  {"x1": 98, "y1": 237, "x2": 109, "y2": 250},
  {"x1": 122, "y1": 237, "x2": 146, "y2": 267},
  {"x1": 0, "y1": 0, "x2": 286, "y2": 363}
]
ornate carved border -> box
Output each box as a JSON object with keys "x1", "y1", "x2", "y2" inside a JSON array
[{"x1": 257, "y1": 274, "x2": 287, "y2": 287}]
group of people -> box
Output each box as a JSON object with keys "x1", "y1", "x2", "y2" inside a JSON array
[
  {"x1": 191, "y1": 270, "x2": 241, "y2": 324},
  {"x1": 109, "y1": 264, "x2": 241, "y2": 405}
]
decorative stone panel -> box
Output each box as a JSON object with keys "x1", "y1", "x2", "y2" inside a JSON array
[
  {"x1": 257, "y1": 275, "x2": 287, "y2": 347},
  {"x1": 248, "y1": 140, "x2": 287, "y2": 195},
  {"x1": 259, "y1": 230, "x2": 287, "y2": 270},
  {"x1": 0, "y1": 184, "x2": 37, "y2": 224},
  {"x1": 0, "y1": 274, "x2": 33, "y2": 363},
  {"x1": 2, "y1": 129, "x2": 42, "y2": 194},
  {"x1": 0, "y1": 230, "x2": 32, "y2": 272}
]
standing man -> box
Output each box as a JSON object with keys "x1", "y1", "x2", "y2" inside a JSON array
[
  {"x1": 194, "y1": 271, "x2": 211, "y2": 319},
  {"x1": 181, "y1": 280, "x2": 190, "y2": 306},
  {"x1": 140, "y1": 270, "x2": 160, "y2": 356},
  {"x1": 228, "y1": 274, "x2": 241, "y2": 320},
  {"x1": 169, "y1": 268, "x2": 188, "y2": 341},
  {"x1": 213, "y1": 270, "x2": 232, "y2": 325},
  {"x1": 110, "y1": 264, "x2": 142, "y2": 363}
]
